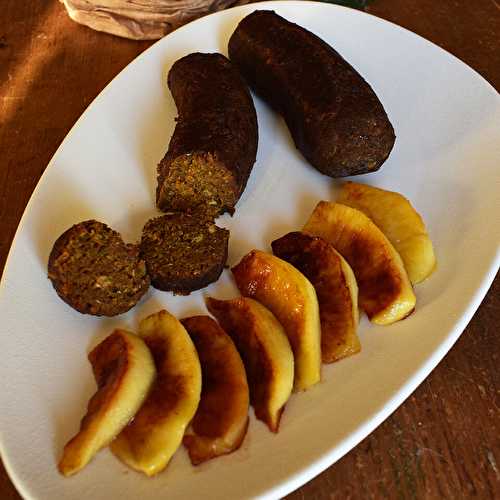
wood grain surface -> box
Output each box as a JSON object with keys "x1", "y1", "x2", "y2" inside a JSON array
[{"x1": 0, "y1": 1, "x2": 499, "y2": 498}]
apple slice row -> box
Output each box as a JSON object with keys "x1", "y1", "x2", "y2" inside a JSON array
[
  {"x1": 61, "y1": 288, "x2": 314, "y2": 477},
  {"x1": 224, "y1": 185, "x2": 432, "y2": 388},
  {"x1": 227, "y1": 189, "x2": 426, "y2": 386},
  {"x1": 60, "y1": 309, "x2": 255, "y2": 475}
]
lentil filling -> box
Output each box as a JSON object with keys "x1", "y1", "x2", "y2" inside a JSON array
[
  {"x1": 48, "y1": 220, "x2": 150, "y2": 316},
  {"x1": 157, "y1": 152, "x2": 238, "y2": 218},
  {"x1": 140, "y1": 213, "x2": 229, "y2": 294}
]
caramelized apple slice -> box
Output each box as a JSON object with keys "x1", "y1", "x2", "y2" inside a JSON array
[
  {"x1": 58, "y1": 330, "x2": 156, "y2": 476},
  {"x1": 272, "y1": 232, "x2": 360, "y2": 363},
  {"x1": 111, "y1": 310, "x2": 201, "y2": 476},
  {"x1": 206, "y1": 297, "x2": 294, "y2": 432},
  {"x1": 304, "y1": 202, "x2": 416, "y2": 325},
  {"x1": 181, "y1": 315, "x2": 249, "y2": 465},
  {"x1": 338, "y1": 182, "x2": 436, "y2": 284},
  {"x1": 231, "y1": 250, "x2": 321, "y2": 391}
]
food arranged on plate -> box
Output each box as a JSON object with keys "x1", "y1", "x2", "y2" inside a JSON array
[
  {"x1": 156, "y1": 52, "x2": 258, "y2": 217},
  {"x1": 228, "y1": 10, "x2": 396, "y2": 177},
  {"x1": 52, "y1": 9, "x2": 437, "y2": 481},
  {"x1": 181, "y1": 315, "x2": 250, "y2": 464},
  {"x1": 59, "y1": 179, "x2": 436, "y2": 476}
]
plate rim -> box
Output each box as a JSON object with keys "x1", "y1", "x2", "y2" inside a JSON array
[{"x1": 0, "y1": 2, "x2": 499, "y2": 499}]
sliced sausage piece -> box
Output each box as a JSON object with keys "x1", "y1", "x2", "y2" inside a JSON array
[
  {"x1": 140, "y1": 212, "x2": 229, "y2": 295},
  {"x1": 157, "y1": 52, "x2": 258, "y2": 216},
  {"x1": 48, "y1": 220, "x2": 150, "y2": 316}
]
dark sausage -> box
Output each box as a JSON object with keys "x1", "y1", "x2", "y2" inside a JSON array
[
  {"x1": 228, "y1": 11, "x2": 395, "y2": 177},
  {"x1": 157, "y1": 52, "x2": 258, "y2": 216}
]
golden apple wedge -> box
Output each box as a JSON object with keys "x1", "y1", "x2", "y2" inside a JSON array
[
  {"x1": 58, "y1": 330, "x2": 156, "y2": 477},
  {"x1": 206, "y1": 297, "x2": 294, "y2": 432},
  {"x1": 181, "y1": 315, "x2": 249, "y2": 465},
  {"x1": 304, "y1": 202, "x2": 416, "y2": 325},
  {"x1": 272, "y1": 232, "x2": 360, "y2": 363},
  {"x1": 111, "y1": 310, "x2": 201, "y2": 476},
  {"x1": 231, "y1": 250, "x2": 321, "y2": 392},
  {"x1": 338, "y1": 181, "x2": 436, "y2": 284}
]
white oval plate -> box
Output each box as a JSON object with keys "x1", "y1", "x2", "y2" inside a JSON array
[{"x1": 1, "y1": 2, "x2": 499, "y2": 499}]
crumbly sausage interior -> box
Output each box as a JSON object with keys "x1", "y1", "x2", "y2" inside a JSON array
[
  {"x1": 158, "y1": 153, "x2": 238, "y2": 216},
  {"x1": 140, "y1": 213, "x2": 229, "y2": 294},
  {"x1": 48, "y1": 220, "x2": 150, "y2": 316}
]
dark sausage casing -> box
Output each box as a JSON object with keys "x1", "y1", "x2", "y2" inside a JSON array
[
  {"x1": 157, "y1": 53, "x2": 258, "y2": 216},
  {"x1": 228, "y1": 11, "x2": 395, "y2": 177}
]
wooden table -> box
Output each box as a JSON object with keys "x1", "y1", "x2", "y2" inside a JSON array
[{"x1": 0, "y1": 1, "x2": 498, "y2": 498}]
